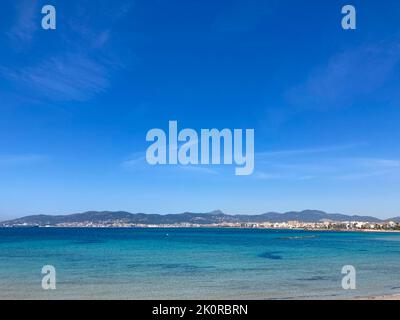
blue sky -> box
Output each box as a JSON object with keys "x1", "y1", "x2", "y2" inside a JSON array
[{"x1": 1, "y1": 0, "x2": 400, "y2": 219}]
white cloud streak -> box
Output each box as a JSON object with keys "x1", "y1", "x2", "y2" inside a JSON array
[{"x1": 2, "y1": 54, "x2": 110, "y2": 102}]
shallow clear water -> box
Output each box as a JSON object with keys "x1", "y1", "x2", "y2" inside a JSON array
[{"x1": 0, "y1": 227, "x2": 399, "y2": 299}]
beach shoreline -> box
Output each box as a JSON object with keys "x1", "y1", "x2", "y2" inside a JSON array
[{"x1": 1, "y1": 225, "x2": 400, "y2": 234}]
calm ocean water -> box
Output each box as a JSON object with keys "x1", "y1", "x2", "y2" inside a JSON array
[{"x1": 0, "y1": 227, "x2": 399, "y2": 300}]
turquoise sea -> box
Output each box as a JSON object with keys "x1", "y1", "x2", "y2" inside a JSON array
[{"x1": 0, "y1": 227, "x2": 400, "y2": 300}]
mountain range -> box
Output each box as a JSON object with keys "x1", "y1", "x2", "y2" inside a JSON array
[{"x1": 1, "y1": 210, "x2": 399, "y2": 226}]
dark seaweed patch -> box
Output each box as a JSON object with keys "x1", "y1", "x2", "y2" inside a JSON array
[
  {"x1": 296, "y1": 275, "x2": 332, "y2": 281},
  {"x1": 258, "y1": 251, "x2": 283, "y2": 260},
  {"x1": 127, "y1": 263, "x2": 214, "y2": 273}
]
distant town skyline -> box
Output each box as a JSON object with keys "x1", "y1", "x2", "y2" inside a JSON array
[{"x1": 1, "y1": 0, "x2": 400, "y2": 220}]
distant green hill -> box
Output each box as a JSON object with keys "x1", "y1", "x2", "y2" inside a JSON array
[{"x1": 1, "y1": 209, "x2": 392, "y2": 227}]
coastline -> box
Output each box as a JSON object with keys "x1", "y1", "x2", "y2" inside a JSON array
[
  {"x1": 357, "y1": 294, "x2": 400, "y2": 300},
  {"x1": 1, "y1": 225, "x2": 400, "y2": 233}
]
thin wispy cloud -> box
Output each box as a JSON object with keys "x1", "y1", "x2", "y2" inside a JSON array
[
  {"x1": 253, "y1": 172, "x2": 315, "y2": 181},
  {"x1": 2, "y1": 0, "x2": 132, "y2": 103},
  {"x1": 253, "y1": 155, "x2": 400, "y2": 182},
  {"x1": 122, "y1": 152, "x2": 219, "y2": 175},
  {"x1": 256, "y1": 143, "x2": 364, "y2": 159},
  {"x1": 265, "y1": 38, "x2": 400, "y2": 125},
  {"x1": 122, "y1": 139, "x2": 202, "y2": 170},
  {"x1": 333, "y1": 158, "x2": 400, "y2": 181},
  {"x1": 123, "y1": 143, "x2": 397, "y2": 181},
  {"x1": 122, "y1": 152, "x2": 147, "y2": 169},
  {"x1": 8, "y1": 0, "x2": 38, "y2": 44},
  {"x1": 285, "y1": 39, "x2": 400, "y2": 112},
  {"x1": 335, "y1": 171, "x2": 390, "y2": 181},
  {"x1": 2, "y1": 54, "x2": 110, "y2": 102}
]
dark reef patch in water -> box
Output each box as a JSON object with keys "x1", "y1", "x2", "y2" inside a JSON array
[
  {"x1": 237, "y1": 267, "x2": 270, "y2": 271},
  {"x1": 296, "y1": 275, "x2": 333, "y2": 281},
  {"x1": 127, "y1": 263, "x2": 214, "y2": 274},
  {"x1": 258, "y1": 251, "x2": 283, "y2": 260}
]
